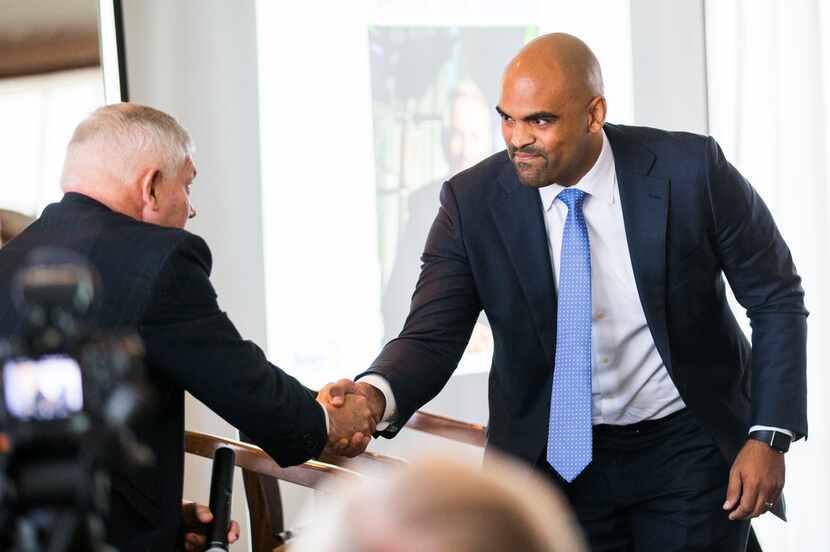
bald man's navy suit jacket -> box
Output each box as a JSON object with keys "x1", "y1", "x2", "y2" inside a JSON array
[{"x1": 363, "y1": 124, "x2": 807, "y2": 519}]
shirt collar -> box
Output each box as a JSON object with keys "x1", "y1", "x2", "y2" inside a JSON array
[{"x1": 538, "y1": 129, "x2": 616, "y2": 211}]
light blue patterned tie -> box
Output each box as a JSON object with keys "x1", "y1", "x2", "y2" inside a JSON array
[{"x1": 547, "y1": 187, "x2": 592, "y2": 482}]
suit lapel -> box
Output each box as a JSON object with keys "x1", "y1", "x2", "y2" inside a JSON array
[
  {"x1": 487, "y1": 129, "x2": 673, "y2": 374},
  {"x1": 490, "y1": 163, "x2": 556, "y2": 365},
  {"x1": 605, "y1": 125, "x2": 673, "y2": 374}
]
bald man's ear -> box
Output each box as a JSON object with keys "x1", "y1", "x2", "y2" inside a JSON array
[
  {"x1": 586, "y1": 96, "x2": 607, "y2": 133},
  {"x1": 139, "y1": 168, "x2": 163, "y2": 214}
]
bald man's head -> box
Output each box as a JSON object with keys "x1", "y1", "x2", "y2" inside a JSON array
[
  {"x1": 61, "y1": 103, "x2": 197, "y2": 229},
  {"x1": 497, "y1": 33, "x2": 607, "y2": 188},
  {"x1": 507, "y1": 33, "x2": 604, "y2": 100}
]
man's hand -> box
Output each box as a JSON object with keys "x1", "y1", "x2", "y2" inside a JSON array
[
  {"x1": 723, "y1": 439, "x2": 785, "y2": 520},
  {"x1": 353, "y1": 380, "x2": 386, "y2": 424},
  {"x1": 181, "y1": 500, "x2": 240, "y2": 551},
  {"x1": 317, "y1": 379, "x2": 380, "y2": 457}
]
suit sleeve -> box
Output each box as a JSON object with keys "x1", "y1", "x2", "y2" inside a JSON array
[
  {"x1": 703, "y1": 137, "x2": 808, "y2": 438},
  {"x1": 138, "y1": 234, "x2": 327, "y2": 465},
  {"x1": 359, "y1": 181, "x2": 482, "y2": 436}
]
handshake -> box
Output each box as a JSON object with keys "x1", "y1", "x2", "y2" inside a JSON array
[{"x1": 315, "y1": 379, "x2": 387, "y2": 458}]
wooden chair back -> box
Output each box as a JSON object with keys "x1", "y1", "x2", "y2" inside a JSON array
[
  {"x1": 184, "y1": 430, "x2": 360, "y2": 552},
  {"x1": 183, "y1": 406, "x2": 485, "y2": 551},
  {"x1": 405, "y1": 410, "x2": 487, "y2": 447}
]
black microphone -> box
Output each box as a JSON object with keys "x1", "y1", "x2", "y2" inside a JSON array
[{"x1": 206, "y1": 446, "x2": 235, "y2": 552}]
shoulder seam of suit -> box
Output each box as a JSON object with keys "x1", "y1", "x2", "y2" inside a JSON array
[
  {"x1": 700, "y1": 135, "x2": 721, "y2": 238},
  {"x1": 443, "y1": 179, "x2": 466, "y2": 241}
]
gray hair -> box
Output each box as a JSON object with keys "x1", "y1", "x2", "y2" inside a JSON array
[
  {"x1": 292, "y1": 455, "x2": 588, "y2": 552},
  {"x1": 66, "y1": 102, "x2": 193, "y2": 175}
]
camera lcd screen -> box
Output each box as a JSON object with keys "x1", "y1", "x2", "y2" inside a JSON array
[{"x1": 3, "y1": 355, "x2": 83, "y2": 420}]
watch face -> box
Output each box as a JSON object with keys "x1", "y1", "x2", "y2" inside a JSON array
[{"x1": 771, "y1": 432, "x2": 791, "y2": 452}]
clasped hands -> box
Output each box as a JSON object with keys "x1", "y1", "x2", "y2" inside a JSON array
[{"x1": 316, "y1": 379, "x2": 386, "y2": 458}]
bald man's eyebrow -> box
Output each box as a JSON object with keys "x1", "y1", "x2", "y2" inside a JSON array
[
  {"x1": 495, "y1": 106, "x2": 558, "y2": 122},
  {"x1": 495, "y1": 106, "x2": 514, "y2": 120},
  {"x1": 523, "y1": 111, "x2": 558, "y2": 122}
]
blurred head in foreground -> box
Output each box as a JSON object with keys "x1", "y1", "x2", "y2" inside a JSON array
[{"x1": 291, "y1": 455, "x2": 587, "y2": 552}]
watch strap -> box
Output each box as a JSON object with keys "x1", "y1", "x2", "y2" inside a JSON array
[{"x1": 749, "y1": 429, "x2": 791, "y2": 453}]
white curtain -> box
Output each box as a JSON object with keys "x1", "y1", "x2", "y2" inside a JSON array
[{"x1": 705, "y1": 1, "x2": 830, "y2": 549}]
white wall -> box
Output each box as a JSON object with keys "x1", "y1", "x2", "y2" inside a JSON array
[
  {"x1": 631, "y1": 0, "x2": 709, "y2": 134},
  {"x1": 120, "y1": 2, "x2": 266, "y2": 550}
]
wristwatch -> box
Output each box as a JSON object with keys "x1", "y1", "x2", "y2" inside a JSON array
[{"x1": 749, "y1": 430, "x2": 791, "y2": 453}]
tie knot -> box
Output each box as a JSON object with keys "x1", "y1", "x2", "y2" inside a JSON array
[{"x1": 557, "y1": 188, "x2": 587, "y2": 210}]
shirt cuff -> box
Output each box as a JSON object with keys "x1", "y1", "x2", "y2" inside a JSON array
[
  {"x1": 748, "y1": 425, "x2": 794, "y2": 440},
  {"x1": 357, "y1": 374, "x2": 397, "y2": 431}
]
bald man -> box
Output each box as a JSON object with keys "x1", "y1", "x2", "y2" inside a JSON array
[
  {"x1": 351, "y1": 33, "x2": 807, "y2": 551},
  {"x1": 0, "y1": 103, "x2": 375, "y2": 551}
]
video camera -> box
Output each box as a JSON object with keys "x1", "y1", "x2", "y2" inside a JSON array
[{"x1": 0, "y1": 248, "x2": 153, "y2": 552}]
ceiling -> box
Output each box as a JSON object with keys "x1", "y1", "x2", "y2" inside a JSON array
[{"x1": 0, "y1": 0, "x2": 100, "y2": 78}]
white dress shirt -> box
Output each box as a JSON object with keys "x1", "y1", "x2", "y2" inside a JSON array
[
  {"x1": 362, "y1": 130, "x2": 791, "y2": 437},
  {"x1": 538, "y1": 130, "x2": 685, "y2": 424}
]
